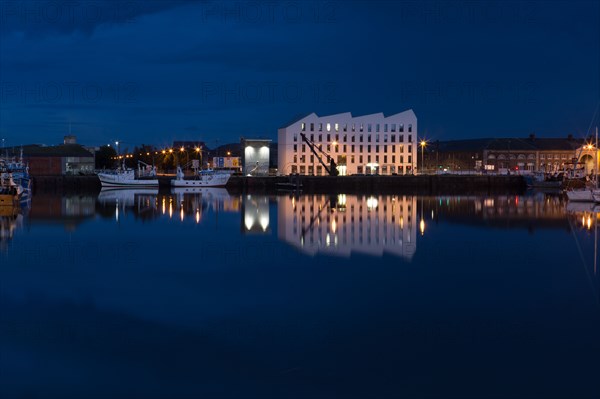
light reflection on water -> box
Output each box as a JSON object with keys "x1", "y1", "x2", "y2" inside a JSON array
[{"x1": 1, "y1": 189, "x2": 600, "y2": 398}]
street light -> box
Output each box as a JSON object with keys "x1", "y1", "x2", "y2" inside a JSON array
[
  {"x1": 420, "y1": 139, "x2": 427, "y2": 174},
  {"x1": 180, "y1": 146, "x2": 189, "y2": 169},
  {"x1": 195, "y1": 147, "x2": 203, "y2": 169}
]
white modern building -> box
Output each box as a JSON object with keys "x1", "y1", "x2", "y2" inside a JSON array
[{"x1": 278, "y1": 111, "x2": 418, "y2": 175}]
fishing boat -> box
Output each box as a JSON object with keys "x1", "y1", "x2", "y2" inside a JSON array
[
  {"x1": 97, "y1": 161, "x2": 159, "y2": 188},
  {"x1": 0, "y1": 150, "x2": 31, "y2": 204},
  {"x1": 0, "y1": 173, "x2": 22, "y2": 208},
  {"x1": 566, "y1": 127, "x2": 599, "y2": 202},
  {"x1": 170, "y1": 166, "x2": 231, "y2": 188}
]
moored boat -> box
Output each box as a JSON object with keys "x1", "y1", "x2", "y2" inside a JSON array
[
  {"x1": 97, "y1": 161, "x2": 159, "y2": 188},
  {"x1": 170, "y1": 166, "x2": 231, "y2": 188}
]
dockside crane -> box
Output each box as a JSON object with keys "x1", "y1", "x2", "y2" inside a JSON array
[{"x1": 299, "y1": 133, "x2": 339, "y2": 176}]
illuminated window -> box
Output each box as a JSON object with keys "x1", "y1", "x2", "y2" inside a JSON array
[
  {"x1": 301, "y1": 123, "x2": 306, "y2": 131},
  {"x1": 327, "y1": 123, "x2": 331, "y2": 131}
]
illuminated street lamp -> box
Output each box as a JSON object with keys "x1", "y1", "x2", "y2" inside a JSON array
[
  {"x1": 420, "y1": 139, "x2": 427, "y2": 174},
  {"x1": 180, "y1": 146, "x2": 189, "y2": 169}
]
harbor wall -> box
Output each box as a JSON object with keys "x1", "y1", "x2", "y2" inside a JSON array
[
  {"x1": 31, "y1": 174, "x2": 527, "y2": 195},
  {"x1": 226, "y1": 175, "x2": 527, "y2": 195}
]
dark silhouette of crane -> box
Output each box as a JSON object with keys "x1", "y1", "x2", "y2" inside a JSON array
[{"x1": 300, "y1": 133, "x2": 338, "y2": 176}]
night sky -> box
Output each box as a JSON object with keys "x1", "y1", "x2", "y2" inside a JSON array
[{"x1": 1, "y1": 0, "x2": 599, "y2": 149}]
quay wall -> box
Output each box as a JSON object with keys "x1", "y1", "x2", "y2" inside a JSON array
[
  {"x1": 31, "y1": 174, "x2": 527, "y2": 195},
  {"x1": 226, "y1": 175, "x2": 527, "y2": 195}
]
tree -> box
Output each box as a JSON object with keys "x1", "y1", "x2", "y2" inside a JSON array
[{"x1": 95, "y1": 145, "x2": 117, "y2": 169}]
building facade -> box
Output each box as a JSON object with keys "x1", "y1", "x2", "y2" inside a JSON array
[
  {"x1": 278, "y1": 111, "x2": 418, "y2": 176},
  {"x1": 424, "y1": 136, "x2": 594, "y2": 174},
  {"x1": 241, "y1": 138, "x2": 271, "y2": 176}
]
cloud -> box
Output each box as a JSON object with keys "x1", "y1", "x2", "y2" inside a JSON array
[{"x1": 0, "y1": 0, "x2": 199, "y2": 37}]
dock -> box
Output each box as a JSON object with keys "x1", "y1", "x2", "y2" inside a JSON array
[{"x1": 30, "y1": 174, "x2": 527, "y2": 195}]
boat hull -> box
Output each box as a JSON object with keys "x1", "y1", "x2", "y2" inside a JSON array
[
  {"x1": 170, "y1": 174, "x2": 231, "y2": 188},
  {"x1": 98, "y1": 173, "x2": 159, "y2": 188},
  {"x1": 0, "y1": 193, "x2": 19, "y2": 208}
]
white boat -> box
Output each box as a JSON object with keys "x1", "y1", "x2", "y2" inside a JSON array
[
  {"x1": 170, "y1": 166, "x2": 231, "y2": 188},
  {"x1": 97, "y1": 162, "x2": 159, "y2": 188}
]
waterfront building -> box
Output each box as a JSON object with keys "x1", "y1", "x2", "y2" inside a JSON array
[
  {"x1": 278, "y1": 111, "x2": 418, "y2": 176},
  {"x1": 241, "y1": 138, "x2": 271, "y2": 176},
  {"x1": 3, "y1": 143, "x2": 95, "y2": 175},
  {"x1": 424, "y1": 135, "x2": 596, "y2": 174},
  {"x1": 278, "y1": 194, "x2": 417, "y2": 260}
]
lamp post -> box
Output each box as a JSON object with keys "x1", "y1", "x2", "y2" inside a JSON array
[
  {"x1": 420, "y1": 139, "x2": 426, "y2": 175},
  {"x1": 195, "y1": 147, "x2": 202, "y2": 170},
  {"x1": 180, "y1": 146, "x2": 189, "y2": 170}
]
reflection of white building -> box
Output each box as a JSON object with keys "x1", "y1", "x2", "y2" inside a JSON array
[
  {"x1": 278, "y1": 194, "x2": 417, "y2": 260},
  {"x1": 278, "y1": 111, "x2": 418, "y2": 175},
  {"x1": 242, "y1": 195, "x2": 270, "y2": 233}
]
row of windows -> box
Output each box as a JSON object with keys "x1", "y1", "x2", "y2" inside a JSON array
[
  {"x1": 292, "y1": 164, "x2": 414, "y2": 174},
  {"x1": 293, "y1": 154, "x2": 412, "y2": 164},
  {"x1": 293, "y1": 144, "x2": 413, "y2": 154},
  {"x1": 294, "y1": 133, "x2": 413, "y2": 144},
  {"x1": 301, "y1": 122, "x2": 413, "y2": 133},
  {"x1": 487, "y1": 153, "x2": 570, "y2": 160}
]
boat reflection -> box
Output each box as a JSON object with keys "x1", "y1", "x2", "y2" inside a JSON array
[
  {"x1": 0, "y1": 206, "x2": 24, "y2": 253},
  {"x1": 278, "y1": 194, "x2": 418, "y2": 260},
  {"x1": 95, "y1": 187, "x2": 241, "y2": 224}
]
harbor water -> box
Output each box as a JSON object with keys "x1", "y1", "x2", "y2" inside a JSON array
[{"x1": 1, "y1": 190, "x2": 599, "y2": 398}]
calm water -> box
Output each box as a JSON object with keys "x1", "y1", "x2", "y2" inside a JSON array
[{"x1": 1, "y1": 190, "x2": 599, "y2": 398}]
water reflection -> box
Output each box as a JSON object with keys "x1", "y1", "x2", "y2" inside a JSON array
[
  {"x1": 3, "y1": 190, "x2": 600, "y2": 398},
  {"x1": 0, "y1": 207, "x2": 24, "y2": 252},
  {"x1": 242, "y1": 195, "x2": 270, "y2": 233},
  {"x1": 7, "y1": 191, "x2": 600, "y2": 261},
  {"x1": 278, "y1": 194, "x2": 418, "y2": 260}
]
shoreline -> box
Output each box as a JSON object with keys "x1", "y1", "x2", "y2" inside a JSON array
[{"x1": 30, "y1": 174, "x2": 529, "y2": 195}]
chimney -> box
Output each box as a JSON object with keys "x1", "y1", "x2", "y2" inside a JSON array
[{"x1": 64, "y1": 135, "x2": 77, "y2": 145}]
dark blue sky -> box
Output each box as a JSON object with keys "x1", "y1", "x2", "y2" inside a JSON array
[{"x1": 1, "y1": 0, "x2": 599, "y2": 148}]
